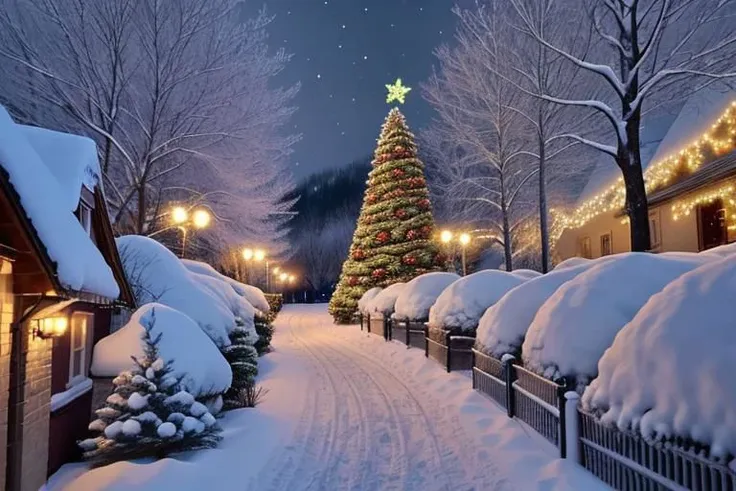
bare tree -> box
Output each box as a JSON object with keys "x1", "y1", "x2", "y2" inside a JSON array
[
  {"x1": 0, "y1": 0, "x2": 298, "y2": 255},
  {"x1": 509, "y1": 0, "x2": 736, "y2": 251}
]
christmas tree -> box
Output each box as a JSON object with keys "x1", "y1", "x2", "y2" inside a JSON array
[
  {"x1": 80, "y1": 311, "x2": 221, "y2": 466},
  {"x1": 329, "y1": 79, "x2": 442, "y2": 323}
]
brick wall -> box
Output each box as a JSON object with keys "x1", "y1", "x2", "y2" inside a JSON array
[
  {"x1": 20, "y1": 330, "x2": 52, "y2": 491},
  {"x1": 0, "y1": 259, "x2": 13, "y2": 491}
]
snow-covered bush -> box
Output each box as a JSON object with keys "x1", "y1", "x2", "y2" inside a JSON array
[
  {"x1": 253, "y1": 314, "x2": 274, "y2": 355},
  {"x1": 553, "y1": 257, "x2": 591, "y2": 270},
  {"x1": 117, "y1": 235, "x2": 237, "y2": 347},
  {"x1": 81, "y1": 315, "x2": 221, "y2": 467},
  {"x1": 91, "y1": 304, "x2": 232, "y2": 399},
  {"x1": 181, "y1": 259, "x2": 270, "y2": 314},
  {"x1": 523, "y1": 253, "x2": 713, "y2": 389},
  {"x1": 222, "y1": 319, "x2": 259, "y2": 409},
  {"x1": 583, "y1": 256, "x2": 736, "y2": 464},
  {"x1": 510, "y1": 269, "x2": 541, "y2": 280},
  {"x1": 358, "y1": 287, "x2": 383, "y2": 315},
  {"x1": 189, "y1": 271, "x2": 256, "y2": 332},
  {"x1": 428, "y1": 270, "x2": 525, "y2": 333},
  {"x1": 477, "y1": 262, "x2": 600, "y2": 359},
  {"x1": 393, "y1": 272, "x2": 460, "y2": 321},
  {"x1": 366, "y1": 282, "x2": 406, "y2": 317}
]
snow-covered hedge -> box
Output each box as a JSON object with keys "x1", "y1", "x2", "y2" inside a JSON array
[
  {"x1": 553, "y1": 257, "x2": 591, "y2": 270},
  {"x1": 189, "y1": 272, "x2": 256, "y2": 331},
  {"x1": 91, "y1": 304, "x2": 232, "y2": 398},
  {"x1": 116, "y1": 235, "x2": 236, "y2": 347},
  {"x1": 358, "y1": 287, "x2": 382, "y2": 315},
  {"x1": 181, "y1": 259, "x2": 270, "y2": 313},
  {"x1": 522, "y1": 253, "x2": 713, "y2": 389},
  {"x1": 476, "y1": 262, "x2": 599, "y2": 358},
  {"x1": 428, "y1": 270, "x2": 525, "y2": 333},
  {"x1": 366, "y1": 282, "x2": 406, "y2": 317},
  {"x1": 510, "y1": 269, "x2": 541, "y2": 280},
  {"x1": 583, "y1": 256, "x2": 736, "y2": 463},
  {"x1": 393, "y1": 272, "x2": 460, "y2": 321}
]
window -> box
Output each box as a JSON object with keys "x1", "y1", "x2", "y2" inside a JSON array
[
  {"x1": 78, "y1": 202, "x2": 92, "y2": 236},
  {"x1": 649, "y1": 210, "x2": 662, "y2": 250},
  {"x1": 68, "y1": 313, "x2": 92, "y2": 386},
  {"x1": 600, "y1": 232, "x2": 612, "y2": 256},
  {"x1": 698, "y1": 199, "x2": 727, "y2": 251},
  {"x1": 580, "y1": 236, "x2": 592, "y2": 259}
]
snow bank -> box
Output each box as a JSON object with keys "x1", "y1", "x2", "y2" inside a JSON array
[
  {"x1": 0, "y1": 106, "x2": 118, "y2": 298},
  {"x1": 477, "y1": 262, "x2": 600, "y2": 358},
  {"x1": 510, "y1": 269, "x2": 541, "y2": 280},
  {"x1": 428, "y1": 270, "x2": 525, "y2": 332},
  {"x1": 189, "y1": 272, "x2": 256, "y2": 332},
  {"x1": 699, "y1": 242, "x2": 736, "y2": 258},
  {"x1": 393, "y1": 272, "x2": 460, "y2": 321},
  {"x1": 366, "y1": 283, "x2": 406, "y2": 317},
  {"x1": 553, "y1": 257, "x2": 591, "y2": 270},
  {"x1": 90, "y1": 304, "x2": 232, "y2": 397},
  {"x1": 181, "y1": 259, "x2": 270, "y2": 313},
  {"x1": 523, "y1": 253, "x2": 714, "y2": 388},
  {"x1": 116, "y1": 235, "x2": 234, "y2": 347},
  {"x1": 583, "y1": 256, "x2": 736, "y2": 462},
  {"x1": 358, "y1": 287, "x2": 382, "y2": 314}
]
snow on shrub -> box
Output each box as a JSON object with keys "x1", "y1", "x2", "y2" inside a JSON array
[
  {"x1": 189, "y1": 272, "x2": 256, "y2": 332},
  {"x1": 583, "y1": 256, "x2": 736, "y2": 463},
  {"x1": 522, "y1": 252, "x2": 714, "y2": 389},
  {"x1": 510, "y1": 269, "x2": 541, "y2": 280},
  {"x1": 428, "y1": 270, "x2": 525, "y2": 332},
  {"x1": 82, "y1": 318, "x2": 221, "y2": 467},
  {"x1": 477, "y1": 262, "x2": 601, "y2": 359},
  {"x1": 116, "y1": 235, "x2": 234, "y2": 347},
  {"x1": 91, "y1": 304, "x2": 232, "y2": 398},
  {"x1": 393, "y1": 272, "x2": 460, "y2": 321},
  {"x1": 181, "y1": 259, "x2": 270, "y2": 313},
  {"x1": 553, "y1": 257, "x2": 592, "y2": 270},
  {"x1": 366, "y1": 282, "x2": 406, "y2": 317},
  {"x1": 358, "y1": 287, "x2": 382, "y2": 314}
]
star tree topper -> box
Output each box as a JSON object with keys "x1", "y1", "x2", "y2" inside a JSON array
[{"x1": 386, "y1": 78, "x2": 411, "y2": 104}]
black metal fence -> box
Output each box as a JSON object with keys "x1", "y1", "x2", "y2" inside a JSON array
[
  {"x1": 425, "y1": 326, "x2": 475, "y2": 372},
  {"x1": 471, "y1": 349, "x2": 568, "y2": 457},
  {"x1": 389, "y1": 320, "x2": 427, "y2": 350},
  {"x1": 369, "y1": 315, "x2": 390, "y2": 341},
  {"x1": 579, "y1": 410, "x2": 736, "y2": 491}
]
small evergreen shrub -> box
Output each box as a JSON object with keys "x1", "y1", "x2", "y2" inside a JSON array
[
  {"x1": 80, "y1": 313, "x2": 221, "y2": 467},
  {"x1": 254, "y1": 314, "x2": 274, "y2": 354},
  {"x1": 222, "y1": 320, "x2": 259, "y2": 409}
]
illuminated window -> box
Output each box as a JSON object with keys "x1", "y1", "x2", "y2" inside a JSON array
[
  {"x1": 649, "y1": 210, "x2": 662, "y2": 250},
  {"x1": 580, "y1": 236, "x2": 592, "y2": 259},
  {"x1": 68, "y1": 313, "x2": 92, "y2": 386},
  {"x1": 600, "y1": 233, "x2": 612, "y2": 256}
]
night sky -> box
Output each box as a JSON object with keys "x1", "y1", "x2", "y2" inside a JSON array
[{"x1": 247, "y1": 1, "x2": 467, "y2": 179}]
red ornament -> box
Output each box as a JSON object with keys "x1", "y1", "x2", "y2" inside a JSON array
[
  {"x1": 372, "y1": 268, "x2": 387, "y2": 279},
  {"x1": 348, "y1": 276, "x2": 359, "y2": 286},
  {"x1": 403, "y1": 255, "x2": 417, "y2": 265},
  {"x1": 417, "y1": 198, "x2": 431, "y2": 210},
  {"x1": 394, "y1": 208, "x2": 408, "y2": 219},
  {"x1": 352, "y1": 249, "x2": 366, "y2": 260},
  {"x1": 406, "y1": 229, "x2": 418, "y2": 240},
  {"x1": 420, "y1": 225, "x2": 432, "y2": 238},
  {"x1": 376, "y1": 231, "x2": 391, "y2": 243},
  {"x1": 392, "y1": 168, "x2": 405, "y2": 178},
  {"x1": 435, "y1": 253, "x2": 447, "y2": 265}
]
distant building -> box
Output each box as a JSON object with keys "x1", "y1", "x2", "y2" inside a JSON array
[
  {"x1": 556, "y1": 88, "x2": 736, "y2": 260},
  {"x1": 0, "y1": 106, "x2": 134, "y2": 490}
]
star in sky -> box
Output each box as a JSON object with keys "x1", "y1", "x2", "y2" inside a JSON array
[{"x1": 385, "y1": 78, "x2": 412, "y2": 104}]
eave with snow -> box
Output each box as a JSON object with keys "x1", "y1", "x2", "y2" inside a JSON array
[
  {"x1": 556, "y1": 87, "x2": 736, "y2": 261},
  {"x1": 0, "y1": 104, "x2": 136, "y2": 488}
]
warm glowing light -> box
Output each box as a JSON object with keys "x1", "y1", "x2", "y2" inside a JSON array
[
  {"x1": 440, "y1": 230, "x2": 453, "y2": 244},
  {"x1": 459, "y1": 233, "x2": 471, "y2": 246},
  {"x1": 273, "y1": 266, "x2": 281, "y2": 275},
  {"x1": 288, "y1": 274, "x2": 296, "y2": 283},
  {"x1": 34, "y1": 316, "x2": 68, "y2": 339},
  {"x1": 254, "y1": 249, "x2": 266, "y2": 262},
  {"x1": 171, "y1": 206, "x2": 188, "y2": 224},
  {"x1": 279, "y1": 272, "x2": 288, "y2": 282},
  {"x1": 192, "y1": 209, "x2": 211, "y2": 229},
  {"x1": 385, "y1": 78, "x2": 411, "y2": 104},
  {"x1": 242, "y1": 248, "x2": 254, "y2": 261}
]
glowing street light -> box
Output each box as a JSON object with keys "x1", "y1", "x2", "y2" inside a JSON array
[
  {"x1": 459, "y1": 233, "x2": 471, "y2": 276},
  {"x1": 254, "y1": 249, "x2": 266, "y2": 262},
  {"x1": 192, "y1": 209, "x2": 211, "y2": 229},
  {"x1": 440, "y1": 230, "x2": 453, "y2": 244},
  {"x1": 288, "y1": 274, "x2": 296, "y2": 284},
  {"x1": 279, "y1": 272, "x2": 288, "y2": 282},
  {"x1": 242, "y1": 248, "x2": 254, "y2": 261},
  {"x1": 171, "y1": 206, "x2": 210, "y2": 259},
  {"x1": 171, "y1": 206, "x2": 189, "y2": 225},
  {"x1": 272, "y1": 266, "x2": 281, "y2": 275}
]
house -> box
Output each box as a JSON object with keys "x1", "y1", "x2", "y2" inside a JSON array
[
  {"x1": 0, "y1": 106, "x2": 134, "y2": 491},
  {"x1": 556, "y1": 88, "x2": 736, "y2": 260}
]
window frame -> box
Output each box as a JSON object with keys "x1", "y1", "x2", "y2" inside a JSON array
[
  {"x1": 600, "y1": 232, "x2": 613, "y2": 256},
  {"x1": 649, "y1": 209, "x2": 662, "y2": 250},
  {"x1": 580, "y1": 236, "x2": 592, "y2": 259},
  {"x1": 68, "y1": 312, "x2": 93, "y2": 388},
  {"x1": 78, "y1": 201, "x2": 93, "y2": 236}
]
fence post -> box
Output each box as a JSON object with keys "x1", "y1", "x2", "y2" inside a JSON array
[
  {"x1": 405, "y1": 321, "x2": 410, "y2": 347},
  {"x1": 385, "y1": 318, "x2": 391, "y2": 341},
  {"x1": 556, "y1": 378, "x2": 570, "y2": 459},
  {"x1": 424, "y1": 325, "x2": 429, "y2": 358},
  {"x1": 445, "y1": 330, "x2": 452, "y2": 372},
  {"x1": 471, "y1": 349, "x2": 476, "y2": 389},
  {"x1": 359, "y1": 313, "x2": 363, "y2": 331},
  {"x1": 564, "y1": 391, "x2": 580, "y2": 463},
  {"x1": 502, "y1": 354, "x2": 516, "y2": 418},
  {"x1": 367, "y1": 315, "x2": 371, "y2": 334}
]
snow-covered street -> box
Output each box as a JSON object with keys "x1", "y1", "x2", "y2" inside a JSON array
[{"x1": 48, "y1": 304, "x2": 607, "y2": 491}]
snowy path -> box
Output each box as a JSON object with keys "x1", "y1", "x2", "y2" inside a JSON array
[{"x1": 48, "y1": 304, "x2": 608, "y2": 491}]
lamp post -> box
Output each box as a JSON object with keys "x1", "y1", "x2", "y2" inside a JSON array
[
  {"x1": 459, "y1": 233, "x2": 471, "y2": 276},
  {"x1": 171, "y1": 206, "x2": 211, "y2": 259},
  {"x1": 439, "y1": 229, "x2": 471, "y2": 276}
]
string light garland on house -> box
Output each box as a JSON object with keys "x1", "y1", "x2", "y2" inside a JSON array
[
  {"x1": 553, "y1": 101, "x2": 736, "y2": 241},
  {"x1": 671, "y1": 183, "x2": 735, "y2": 221}
]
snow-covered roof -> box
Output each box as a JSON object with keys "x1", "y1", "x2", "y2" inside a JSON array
[
  {"x1": 522, "y1": 252, "x2": 715, "y2": 389},
  {"x1": 575, "y1": 87, "x2": 735, "y2": 207},
  {"x1": 0, "y1": 105, "x2": 118, "y2": 299},
  {"x1": 91, "y1": 303, "x2": 232, "y2": 398},
  {"x1": 583, "y1": 256, "x2": 736, "y2": 463},
  {"x1": 393, "y1": 272, "x2": 460, "y2": 321},
  {"x1": 428, "y1": 270, "x2": 525, "y2": 332}
]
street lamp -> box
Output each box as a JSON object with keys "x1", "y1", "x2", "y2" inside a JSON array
[
  {"x1": 440, "y1": 230, "x2": 453, "y2": 244},
  {"x1": 242, "y1": 248, "x2": 254, "y2": 261},
  {"x1": 459, "y1": 233, "x2": 471, "y2": 276},
  {"x1": 171, "y1": 206, "x2": 210, "y2": 258}
]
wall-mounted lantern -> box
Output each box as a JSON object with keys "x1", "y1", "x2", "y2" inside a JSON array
[{"x1": 33, "y1": 316, "x2": 68, "y2": 339}]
